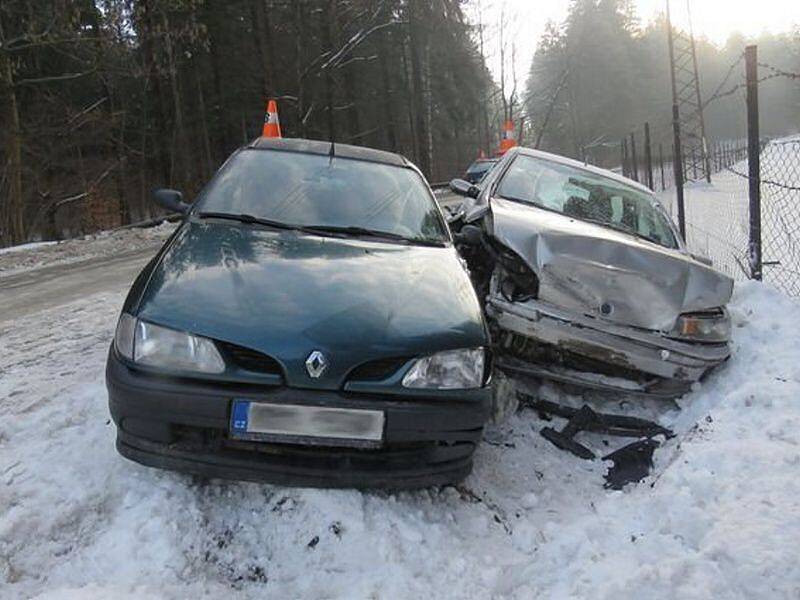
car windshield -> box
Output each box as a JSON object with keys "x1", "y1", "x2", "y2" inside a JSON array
[
  {"x1": 496, "y1": 154, "x2": 678, "y2": 249},
  {"x1": 195, "y1": 149, "x2": 449, "y2": 244},
  {"x1": 465, "y1": 160, "x2": 497, "y2": 183}
]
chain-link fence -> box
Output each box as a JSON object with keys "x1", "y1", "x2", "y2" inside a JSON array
[
  {"x1": 671, "y1": 137, "x2": 800, "y2": 297},
  {"x1": 757, "y1": 139, "x2": 800, "y2": 295},
  {"x1": 619, "y1": 47, "x2": 800, "y2": 297}
]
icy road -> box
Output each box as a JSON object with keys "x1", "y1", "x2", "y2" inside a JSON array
[{"x1": 1, "y1": 226, "x2": 800, "y2": 599}]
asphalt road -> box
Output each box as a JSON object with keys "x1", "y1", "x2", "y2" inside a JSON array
[{"x1": 0, "y1": 245, "x2": 160, "y2": 324}]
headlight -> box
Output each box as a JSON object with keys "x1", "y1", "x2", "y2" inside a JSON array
[
  {"x1": 114, "y1": 313, "x2": 136, "y2": 360},
  {"x1": 114, "y1": 314, "x2": 225, "y2": 373},
  {"x1": 402, "y1": 348, "x2": 485, "y2": 389},
  {"x1": 671, "y1": 309, "x2": 730, "y2": 342}
]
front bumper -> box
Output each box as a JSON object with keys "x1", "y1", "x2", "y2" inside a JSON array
[
  {"x1": 106, "y1": 349, "x2": 491, "y2": 488},
  {"x1": 487, "y1": 297, "x2": 730, "y2": 398}
]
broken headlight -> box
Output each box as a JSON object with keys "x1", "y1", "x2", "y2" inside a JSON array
[
  {"x1": 671, "y1": 309, "x2": 730, "y2": 343},
  {"x1": 114, "y1": 313, "x2": 225, "y2": 373},
  {"x1": 402, "y1": 348, "x2": 486, "y2": 389}
]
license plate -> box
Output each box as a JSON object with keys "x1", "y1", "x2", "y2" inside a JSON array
[{"x1": 229, "y1": 400, "x2": 384, "y2": 448}]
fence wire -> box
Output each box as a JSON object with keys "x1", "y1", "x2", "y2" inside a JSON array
[
  {"x1": 660, "y1": 137, "x2": 800, "y2": 296},
  {"x1": 658, "y1": 141, "x2": 752, "y2": 282},
  {"x1": 625, "y1": 55, "x2": 800, "y2": 298},
  {"x1": 759, "y1": 139, "x2": 800, "y2": 296}
]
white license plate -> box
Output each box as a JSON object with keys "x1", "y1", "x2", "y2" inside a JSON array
[{"x1": 230, "y1": 400, "x2": 384, "y2": 448}]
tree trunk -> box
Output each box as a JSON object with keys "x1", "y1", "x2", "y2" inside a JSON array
[
  {"x1": 141, "y1": 0, "x2": 171, "y2": 184},
  {"x1": 161, "y1": 10, "x2": 191, "y2": 189},
  {"x1": 207, "y1": 30, "x2": 231, "y2": 159},
  {"x1": 377, "y1": 24, "x2": 398, "y2": 152},
  {"x1": 293, "y1": 1, "x2": 308, "y2": 138},
  {"x1": 193, "y1": 58, "x2": 214, "y2": 179},
  {"x1": 0, "y1": 18, "x2": 25, "y2": 245},
  {"x1": 320, "y1": 0, "x2": 336, "y2": 141},
  {"x1": 407, "y1": 0, "x2": 431, "y2": 176},
  {"x1": 88, "y1": 7, "x2": 129, "y2": 226},
  {"x1": 251, "y1": 0, "x2": 276, "y2": 99}
]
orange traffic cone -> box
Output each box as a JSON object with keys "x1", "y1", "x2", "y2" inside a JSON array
[
  {"x1": 262, "y1": 99, "x2": 282, "y2": 138},
  {"x1": 498, "y1": 120, "x2": 516, "y2": 154}
]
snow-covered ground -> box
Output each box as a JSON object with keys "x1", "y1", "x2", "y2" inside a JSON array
[
  {"x1": 0, "y1": 222, "x2": 175, "y2": 278},
  {"x1": 2, "y1": 233, "x2": 800, "y2": 599},
  {"x1": 659, "y1": 136, "x2": 800, "y2": 296}
]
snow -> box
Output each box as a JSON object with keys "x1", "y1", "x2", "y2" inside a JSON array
[
  {"x1": 658, "y1": 136, "x2": 800, "y2": 295},
  {"x1": 2, "y1": 234, "x2": 800, "y2": 598},
  {"x1": 0, "y1": 241, "x2": 56, "y2": 256},
  {"x1": 0, "y1": 222, "x2": 176, "y2": 278}
]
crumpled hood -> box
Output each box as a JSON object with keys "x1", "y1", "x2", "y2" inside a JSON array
[
  {"x1": 489, "y1": 197, "x2": 734, "y2": 331},
  {"x1": 136, "y1": 220, "x2": 484, "y2": 389}
]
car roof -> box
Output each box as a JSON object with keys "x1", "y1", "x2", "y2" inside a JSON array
[
  {"x1": 248, "y1": 137, "x2": 410, "y2": 168},
  {"x1": 510, "y1": 146, "x2": 653, "y2": 195}
]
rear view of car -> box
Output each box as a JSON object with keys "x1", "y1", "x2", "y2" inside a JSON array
[{"x1": 107, "y1": 138, "x2": 491, "y2": 488}]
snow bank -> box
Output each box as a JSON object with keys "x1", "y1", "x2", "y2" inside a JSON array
[
  {"x1": 0, "y1": 222, "x2": 175, "y2": 278},
  {"x1": 0, "y1": 241, "x2": 56, "y2": 256},
  {"x1": 1, "y1": 280, "x2": 799, "y2": 599}
]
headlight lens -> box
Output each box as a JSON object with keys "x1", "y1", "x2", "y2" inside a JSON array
[
  {"x1": 402, "y1": 348, "x2": 485, "y2": 389},
  {"x1": 114, "y1": 314, "x2": 225, "y2": 373},
  {"x1": 671, "y1": 309, "x2": 730, "y2": 342},
  {"x1": 114, "y1": 313, "x2": 136, "y2": 360}
]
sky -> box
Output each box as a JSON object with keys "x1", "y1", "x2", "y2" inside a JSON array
[{"x1": 470, "y1": 0, "x2": 800, "y2": 86}]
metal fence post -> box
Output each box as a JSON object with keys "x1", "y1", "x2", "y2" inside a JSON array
[
  {"x1": 667, "y1": 9, "x2": 686, "y2": 239},
  {"x1": 629, "y1": 132, "x2": 639, "y2": 182},
  {"x1": 745, "y1": 44, "x2": 762, "y2": 280},
  {"x1": 644, "y1": 122, "x2": 654, "y2": 190},
  {"x1": 620, "y1": 139, "x2": 626, "y2": 177},
  {"x1": 622, "y1": 138, "x2": 629, "y2": 178}
]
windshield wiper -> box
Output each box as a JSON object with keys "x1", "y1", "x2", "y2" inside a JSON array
[
  {"x1": 303, "y1": 224, "x2": 445, "y2": 247},
  {"x1": 197, "y1": 211, "x2": 307, "y2": 232},
  {"x1": 197, "y1": 213, "x2": 445, "y2": 246}
]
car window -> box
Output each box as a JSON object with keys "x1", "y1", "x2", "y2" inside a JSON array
[
  {"x1": 196, "y1": 149, "x2": 448, "y2": 243},
  {"x1": 465, "y1": 160, "x2": 497, "y2": 183},
  {"x1": 496, "y1": 154, "x2": 678, "y2": 249}
]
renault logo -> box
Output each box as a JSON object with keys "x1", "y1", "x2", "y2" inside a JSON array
[{"x1": 305, "y1": 350, "x2": 328, "y2": 378}]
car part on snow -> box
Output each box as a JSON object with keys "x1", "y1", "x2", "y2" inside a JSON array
[
  {"x1": 540, "y1": 405, "x2": 598, "y2": 459},
  {"x1": 521, "y1": 395, "x2": 673, "y2": 448},
  {"x1": 602, "y1": 438, "x2": 660, "y2": 490},
  {"x1": 519, "y1": 392, "x2": 673, "y2": 488}
]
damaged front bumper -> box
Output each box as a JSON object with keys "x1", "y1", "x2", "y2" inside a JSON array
[{"x1": 487, "y1": 296, "x2": 730, "y2": 398}]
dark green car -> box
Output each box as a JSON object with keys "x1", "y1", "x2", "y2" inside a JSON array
[{"x1": 106, "y1": 137, "x2": 491, "y2": 488}]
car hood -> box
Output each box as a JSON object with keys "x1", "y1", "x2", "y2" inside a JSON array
[
  {"x1": 488, "y1": 197, "x2": 734, "y2": 331},
  {"x1": 136, "y1": 220, "x2": 485, "y2": 389}
]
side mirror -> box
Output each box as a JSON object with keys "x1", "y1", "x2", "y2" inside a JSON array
[
  {"x1": 152, "y1": 188, "x2": 189, "y2": 214},
  {"x1": 456, "y1": 224, "x2": 483, "y2": 246},
  {"x1": 449, "y1": 178, "x2": 480, "y2": 199}
]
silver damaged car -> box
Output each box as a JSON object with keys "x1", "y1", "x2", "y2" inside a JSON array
[{"x1": 448, "y1": 146, "x2": 734, "y2": 399}]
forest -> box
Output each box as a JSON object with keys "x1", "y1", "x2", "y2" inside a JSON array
[
  {"x1": 0, "y1": 0, "x2": 495, "y2": 246},
  {"x1": 524, "y1": 0, "x2": 800, "y2": 165},
  {"x1": 1, "y1": 0, "x2": 798, "y2": 247}
]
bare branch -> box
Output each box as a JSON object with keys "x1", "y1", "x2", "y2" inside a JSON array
[{"x1": 16, "y1": 70, "x2": 95, "y2": 87}]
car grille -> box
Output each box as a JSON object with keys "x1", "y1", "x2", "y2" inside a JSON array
[
  {"x1": 217, "y1": 341, "x2": 283, "y2": 376},
  {"x1": 347, "y1": 357, "x2": 410, "y2": 382}
]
